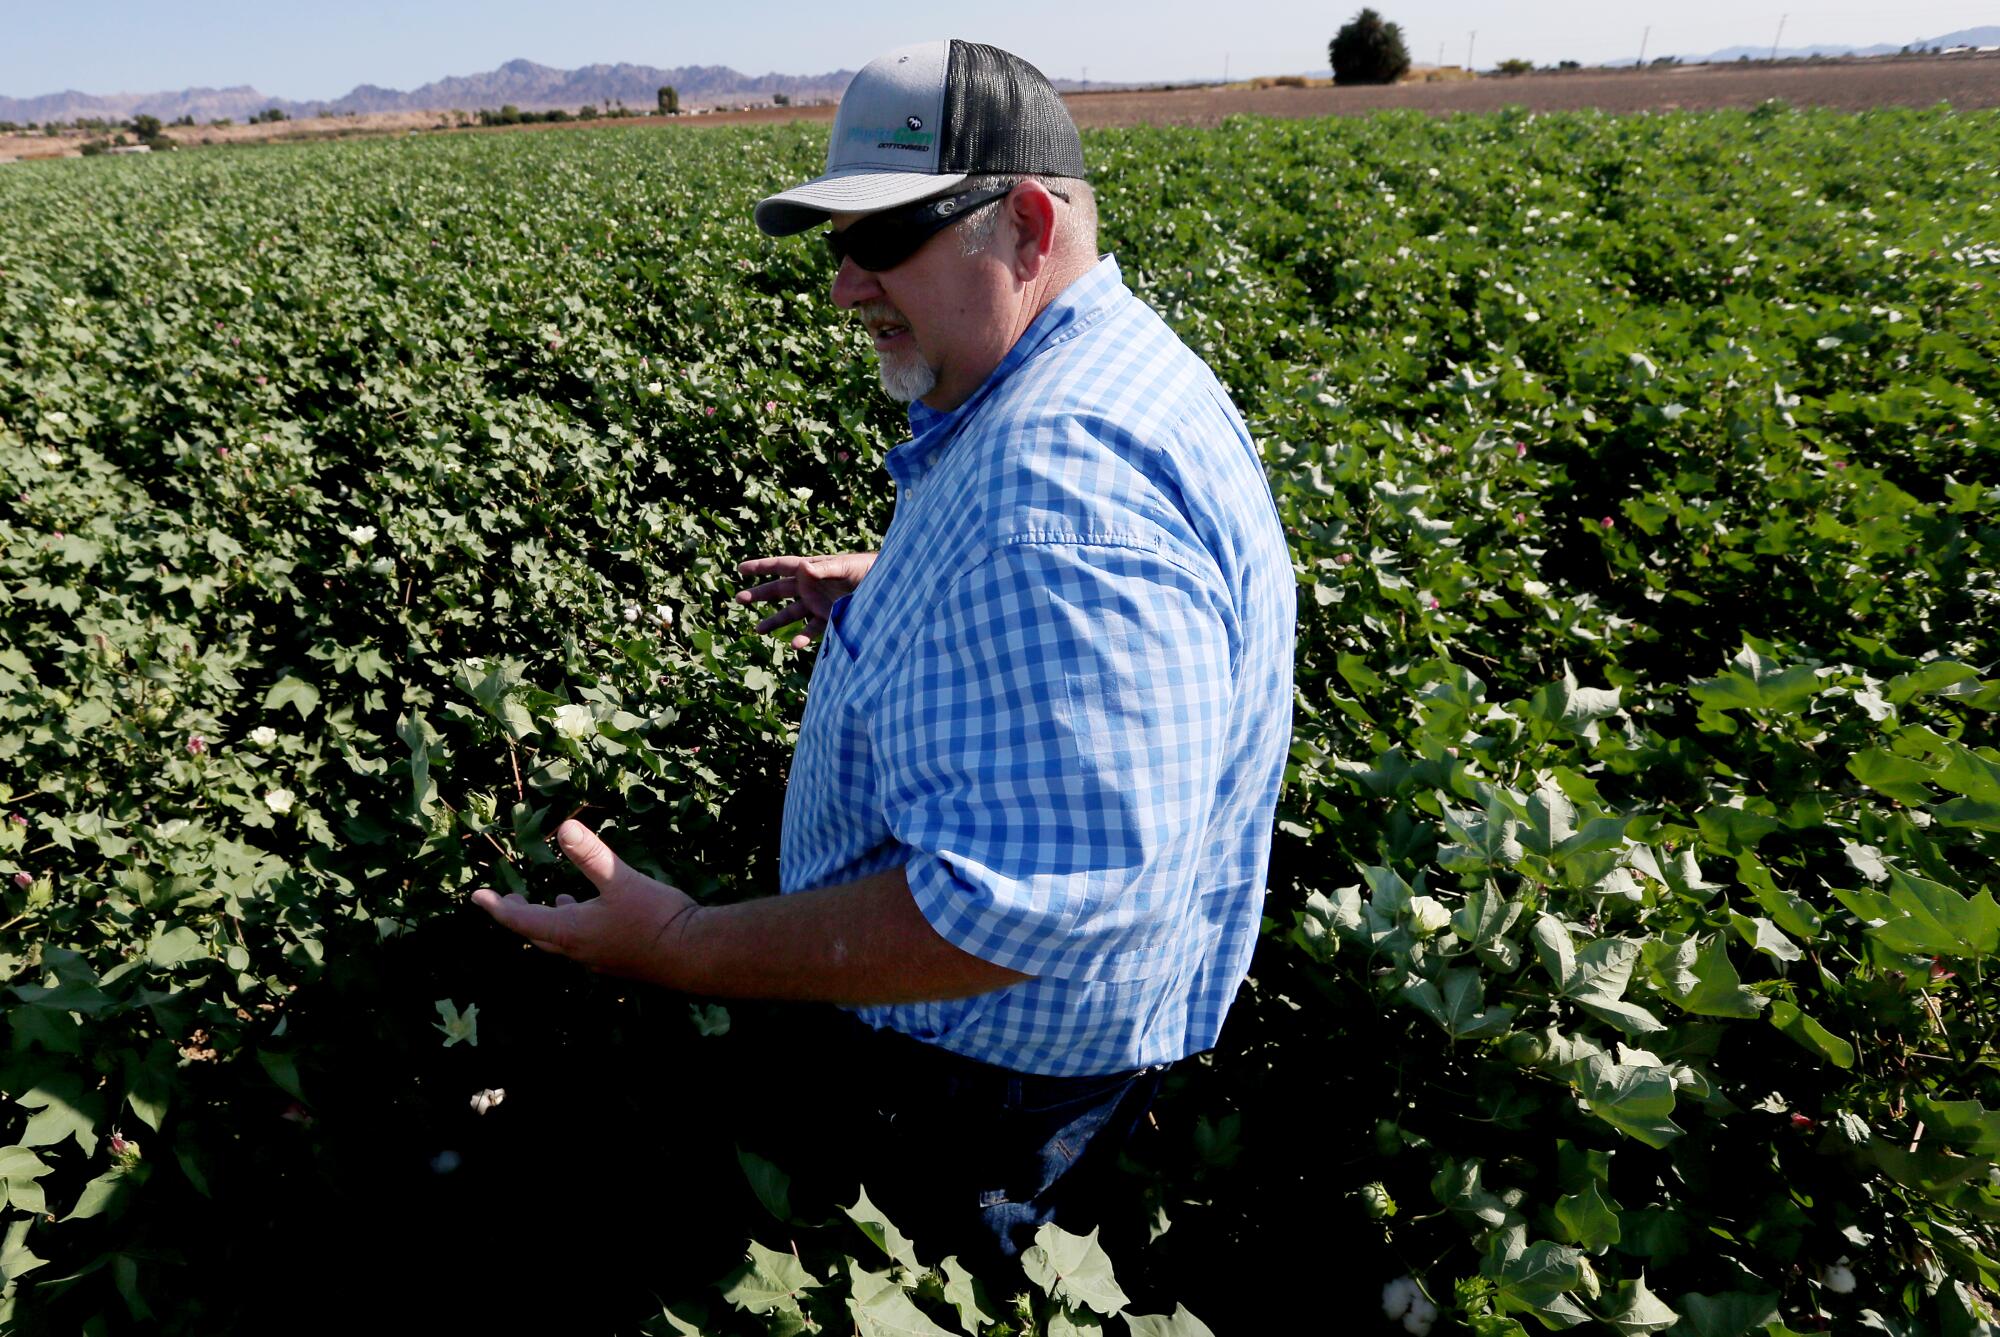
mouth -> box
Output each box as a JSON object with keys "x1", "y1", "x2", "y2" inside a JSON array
[{"x1": 868, "y1": 321, "x2": 910, "y2": 348}]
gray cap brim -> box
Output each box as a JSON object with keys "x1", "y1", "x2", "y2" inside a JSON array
[{"x1": 755, "y1": 168, "x2": 969, "y2": 236}]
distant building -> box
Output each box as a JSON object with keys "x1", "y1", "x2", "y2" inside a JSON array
[{"x1": 107, "y1": 144, "x2": 152, "y2": 155}]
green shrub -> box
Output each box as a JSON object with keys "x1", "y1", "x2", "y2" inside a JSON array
[{"x1": 1330, "y1": 7, "x2": 1413, "y2": 85}]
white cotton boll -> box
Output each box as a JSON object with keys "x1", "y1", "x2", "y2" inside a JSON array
[
  {"x1": 1403, "y1": 1295, "x2": 1439, "y2": 1336},
  {"x1": 1822, "y1": 1258, "x2": 1857, "y2": 1294},
  {"x1": 623, "y1": 604, "x2": 640, "y2": 623},
  {"x1": 1382, "y1": 1276, "x2": 1421, "y2": 1320},
  {"x1": 655, "y1": 604, "x2": 674, "y2": 625},
  {"x1": 470, "y1": 1088, "x2": 506, "y2": 1115}
]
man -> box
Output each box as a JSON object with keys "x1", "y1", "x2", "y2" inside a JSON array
[{"x1": 471, "y1": 39, "x2": 1295, "y2": 1266}]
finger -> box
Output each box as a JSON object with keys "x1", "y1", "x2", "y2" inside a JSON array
[
  {"x1": 736, "y1": 577, "x2": 798, "y2": 604},
  {"x1": 556, "y1": 819, "x2": 626, "y2": 896},
  {"x1": 755, "y1": 601, "x2": 808, "y2": 634},
  {"x1": 555, "y1": 893, "x2": 577, "y2": 907},
  {"x1": 736, "y1": 556, "x2": 806, "y2": 577},
  {"x1": 471, "y1": 889, "x2": 570, "y2": 946}
]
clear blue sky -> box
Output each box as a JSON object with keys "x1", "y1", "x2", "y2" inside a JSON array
[{"x1": 3, "y1": 1, "x2": 1996, "y2": 99}]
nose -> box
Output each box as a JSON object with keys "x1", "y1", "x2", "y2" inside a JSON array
[{"x1": 831, "y1": 255, "x2": 883, "y2": 310}]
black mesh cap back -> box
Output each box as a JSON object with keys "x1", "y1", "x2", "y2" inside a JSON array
[{"x1": 937, "y1": 40, "x2": 1086, "y2": 178}]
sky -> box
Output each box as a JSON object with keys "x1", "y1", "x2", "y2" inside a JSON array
[{"x1": 3, "y1": 1, "x2": 1997, "y2": 100}]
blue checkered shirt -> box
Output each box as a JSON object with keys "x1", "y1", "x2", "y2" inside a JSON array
[{"x1": 778, "y1": 256, "x2": 1296, "y2": 1076}]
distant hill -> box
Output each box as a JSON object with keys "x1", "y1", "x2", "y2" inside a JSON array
[
  {"x1": 0, "y1": 58, "x2": 855, "y2": 125},
  {"x1": 1611, "y1": 26, "x2": 2000, "y2": 67}
]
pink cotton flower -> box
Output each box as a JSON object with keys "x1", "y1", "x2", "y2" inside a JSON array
[
  {"x1": 1601, "y1": 516, "x2": 1615, "y2": 529},
  {"x1": 187, "y1": 735, "x2": 206, "y2": 755},
  {"x1": 764, "y1": 400, "x2": 779, "y2": 412},
  {"x1": 1514, "y1": 442, "x2": 1527, "y2": 458},
  {"x1": 1832, "y1": 460, "x2": 1848, "y2": 470},
  {"x1": 837, "y1": 451, "x2": 850, "y2": 462},
  {"x1": 704, "y1": 406, "x2": 716, "y2": 416},
  {"x1": 1426, "y1": 596, "x2": 1441, "y2": 610},
  {"x1": 13, "y1": 871, "x2": 30, "y2": 890}
]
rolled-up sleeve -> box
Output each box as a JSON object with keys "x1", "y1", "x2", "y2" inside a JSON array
[{"x1": 870, "y1": 537, "x2": 1235, "y2": 982}]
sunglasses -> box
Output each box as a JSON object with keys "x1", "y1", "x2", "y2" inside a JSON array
[{"x1": 822, "y1": 184, "x2": 1020, "y2": 272}]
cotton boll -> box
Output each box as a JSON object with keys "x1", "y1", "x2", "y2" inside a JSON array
[
  {"x1": 1382, "y1": 1276, "x2": 1421, "y2": 1320},
  {"x1": 1822, "y1": 1257, "x2": 1856, "y2": 1294},
  {"x1": 1403, "y1": 1294, "x2": 1439, "y2": 1336}
]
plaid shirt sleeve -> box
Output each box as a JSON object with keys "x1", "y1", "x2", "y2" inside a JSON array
[{"x1": 870, "y1": 535, "x2": 1237, "y2": 983}]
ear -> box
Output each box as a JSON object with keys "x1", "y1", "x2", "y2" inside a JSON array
[{"x1": 1002, "y1": 180, "x2": 1060, "y2": 281}]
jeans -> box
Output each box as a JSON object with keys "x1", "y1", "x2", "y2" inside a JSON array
[{"x1": 738, "y1": 1006, "x2": 1170, "y2": 1271}]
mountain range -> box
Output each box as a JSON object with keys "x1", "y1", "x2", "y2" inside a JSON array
[
  {"x1": 1645, "y1": 25, "x2": 2000, "y2": 66},
  {"x1": 0, "y1": 59, "x2": 855, "y2": 125},
  {"x1": 6, "y1": 25, "x2": 2000, "y2": 126}
]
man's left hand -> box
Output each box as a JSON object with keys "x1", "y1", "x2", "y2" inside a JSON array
[{"x1": 470, "y1": 820, "x2": 701, "y2": 988}]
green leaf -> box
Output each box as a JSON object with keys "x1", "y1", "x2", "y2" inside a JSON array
[
  {"x1": 1729, "y1": 914, "x2": 1801, "y2": 964},
  {"x1": 1689, "y1": 644, "x2": 1823, "y2": 714},
  {"x1": 1124, "y1": 1305, "x2": 1218, "y2": 1337},
  {"x1": 1045, "y1": 1305, "x2": 1106, "y2": 1336},
  {"x1": 720, "y1": 1240, "x2": 820, "y2": 1316},
  {"x1": 1554, "y1": 1180, "x2": 1622, "y2": 1250},
  {"x1": 1671, "y1": 936, "x2": 1765, "y2": 1019},
  {"x1": 1869, "y1": 869, "x2": 2000, "y2": 958},
  {"x1": 1668, "y1": 1291, "x2": 1780, "y2": 1337},
  {"x1": 844, "y1": 1185, "x2": 923, "y2": 1274},
  {"x1": 1601, "y1": 1275, "x2": 1679, "y2": 1335},
  {"x1": 0, "y1": 1145, "x2": 53, "y2": 1216},
  {"x1": 1576, "y1": 1054, "x2": 1685, "y2": 1149},
  {"x1": 145, "y1": 925, "x2": 206, "y2": 969},
  {"x1": 1767, "y1": 1000, "x2": 1855, "y2": 1069},
  {"x1": 1911, "y1": 1097, "x2": 2000, "y2": 1158},
  {"x1": 1565, "y1": 937, "x2": 1668, "y2": 1036},
  {"x1": 1490, "y1": 1230, "x2": 1591, "y2": 1328},
  {"x1": 1402, "y1": 968, "x2": 1517, "y2": 1039},
  {"x1": 1887, "y1": 660, "x2": 1979, "y2": 704},
  {"x1": 845, "y1": 1261, "x2": 958, "y2": 1337},
  {"x1": 1, "y1": 1217, "x2": 47, "y2": 1289},
  {"x1": 937, "y1": 1256, "x2": 997, "y2": 1335},
  {"x1": 1848, "y1": 748, "x2": 1938, "y2": 805},
  {"x1": 61, "y1": 1170, "x2": 127, "y2": 1222},
  {"x1": 1020, "y1": 1224, "x2": 1129, "y2": 1316},
  {"x1": 15, "y1": 1078, "x2": 103, "y2": 1156},
  {"x1": 256, "y1": 1049, "x2": 308, "y2": 1103},
  {"x1": 261, "y1": 674, "x2": 322, "y2": 721},
  {"x1": 736, "y1": 1146, "x2": 792, "y2": 1223}
]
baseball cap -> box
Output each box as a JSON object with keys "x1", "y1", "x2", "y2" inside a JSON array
[{"x1": 754, "y1": 39, "x2": 1085, "y2": 237}]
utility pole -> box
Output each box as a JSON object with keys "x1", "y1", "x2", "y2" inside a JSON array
[
  {"x1": 1438, "y1": 41, "x2": 1445, "y2": 70},
  {"x1": 1770, "y1": 13, "x2": 1788, "y2": 61},
  {"x1": 1638, "y1": 26, "x2": 1650, "y2": 66},
  {"x1": 1467, "y1": 31, "x2": 1477, "y2": 73},
  {"x1": 1223, "y1": 52, "x2": 1230, "y2": 85}
]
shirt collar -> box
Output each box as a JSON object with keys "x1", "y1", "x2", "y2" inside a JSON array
[{"x1": 885, "y1": 254, "x2": 1127, "y2": 491}]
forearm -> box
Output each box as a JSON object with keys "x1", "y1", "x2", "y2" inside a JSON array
[{"x1": 671, "y1": 865, "x2": 1033, "y2": 1005}]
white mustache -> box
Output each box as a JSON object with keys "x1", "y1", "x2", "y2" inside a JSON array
[{"x1": 858, "y1": 301, "x2": 908, "y2": 331}]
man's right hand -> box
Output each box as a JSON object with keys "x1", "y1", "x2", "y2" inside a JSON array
[{"x1": 735, "y1": 552, "x2": 878, "y2": 649}]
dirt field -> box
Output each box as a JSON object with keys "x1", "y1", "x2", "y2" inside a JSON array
[
  {"x1": 1064, "y1": 55, "x2": 2000, "y2": 128},
  {"x1": 5, "y1": 55, "x2": 1997, "y2": 162}
]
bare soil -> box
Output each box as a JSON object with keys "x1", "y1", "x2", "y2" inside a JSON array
[
  {"x1": 5, "y1": 56, "x2": 1997, "y2": 162},
  {"x1": 1062, "y1": 55, "x2": 2000, "y2": 128}
]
